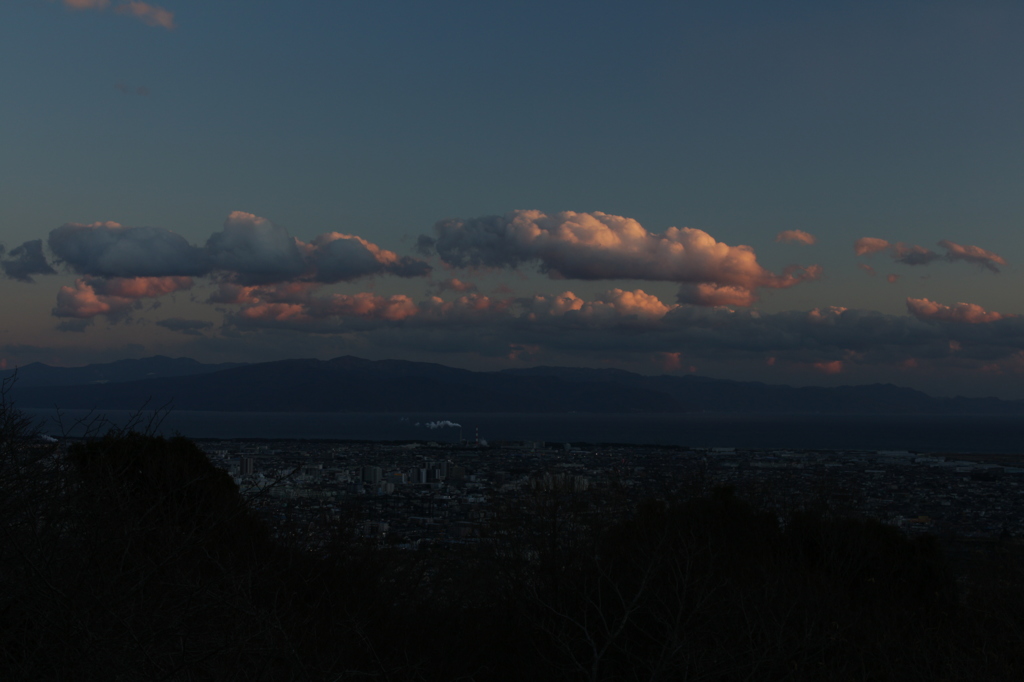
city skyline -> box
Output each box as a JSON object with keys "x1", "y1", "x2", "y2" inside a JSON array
[{"x1": 2, "y1": 1, "x2": 1024, "y2": 398}]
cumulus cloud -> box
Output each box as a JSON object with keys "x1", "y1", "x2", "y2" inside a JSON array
[
  {"x1": 47, "y1": 213, "x2": 430, "y2": 289},
  {"x1": 906, "y1": 298, "x2": 1011, "y2": 324},
  {"x1": 1, "y1": 240, "x2": 57, "y2": 282},
  {"x1": 53, "y1": 279, "x2": 133, "y2": 320},
  {"x1": 195, "y1": 283, "x2": 1024, "y2": 380},
  {"x1": 52, "y1": 276, "x2": 192, "y2": 320},
  {"x1": 92, "y1": 276, "x2": 193, "y2": 299},
  {"x1": 419, "y1": 210, "x2": 820, "y2": 306},
  {"x1": 48, "y1": 222, "x2": 207, "y2": 278},
  {"x1": 939, "y1": 240, "x2": 1007, "y2": 272},
  {"x1": 235, "y1": 292, "x2": 419, "y2": 327},
  {"x1": 305, "y1": 231, "x2": 431, "y2": 283},
  {"x1": 855, "y1": 237, "x2": 1006, "y2": 271},
  {"x1": 224, "y1": 287, "x2": 675, "y2": 335},
  {"x1": 775, "y1": 230, "x2": 816, "y2": 245},
  {"x1": 854, "y1": 238, "x2": 891, "y2": 256},
  {"x1": 206, "y1": 212, "x2": 307, "y2": 285},
  {"x1": 891, "y1": 242, "x2": 941, "y2": 266}
]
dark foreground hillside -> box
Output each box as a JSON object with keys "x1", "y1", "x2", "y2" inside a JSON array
[{"x1": 2, "y1": 401, "x2": 1022, "y2": 679}]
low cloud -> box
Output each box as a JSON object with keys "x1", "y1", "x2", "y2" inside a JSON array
[
  {"x1": 677, "y1": 283, "x2": 757, "y2": 307},
  {"x1": 156, "y1": 318, "x2": 214, "y2": 336},
  {"x1": 891, "y1": 242, "x2": 942, "y2": 266},
  {"x1": 776, "y1": 230, "x2": 816, "y2": 245},
  {"x1": 1, "y1": 240, "x2": 57, "y2": 282},
  {"x1": 224, "y1": 287, "x2": 675, "y2": 335},
  {"x1": 855, "y1": 238, "x2": 1006, "y2": 271},
  {"x1": 854, "y1": 238, "x2": 891, "y2": 256},
  {"x1": 52, "y1": 276, "x2": 192, "y2": 320},
  {"x1": 210, "y1": 288, "x2": 1024, "y2": 381},
  {"x1": 419, "y1": 210, "x2": 820, "y2": 306},
  {"x1": 907, "y1": 298, "x2": 1011, "y2": 324},
  {"x1": 433, "y1": 278, "x2": 478, "y2": 294},
  {"x1": 53, "y1": 279, "x2": 134, "y2": 320},
  {"x1": 938, "y1": 240, "x2": 1007, "y2": 272},
  {"x1": 49, "y1": 222, "x2": 207, "y2": 278},
  {"x1": 47, "y1": 213, "x2": 430, "y2": 287},
  {"x1": 813, "y1": 360, "x2": 844, "y2": 374}
]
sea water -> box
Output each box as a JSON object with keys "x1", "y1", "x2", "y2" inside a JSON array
[{"x1": 21, "y1": 409, "x2": 1024, "y2": 455}]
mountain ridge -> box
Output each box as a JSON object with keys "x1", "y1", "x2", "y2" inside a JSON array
[{"x1": 5, "y1": 355, "x2": 1024, "y2": 415}]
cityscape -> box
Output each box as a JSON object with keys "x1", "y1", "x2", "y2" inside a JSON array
[{"x1": 205, "y1": 437, "x2": 1024, "y2": 548}]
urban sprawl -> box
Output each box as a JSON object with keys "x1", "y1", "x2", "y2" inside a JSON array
[{"x1": 202, "y1": 437, "x2": 1024, "y2": 547}]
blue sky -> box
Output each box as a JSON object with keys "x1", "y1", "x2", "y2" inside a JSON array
[{"x1": 2, "y1": 0, "x2": 1024, "y2": 397}]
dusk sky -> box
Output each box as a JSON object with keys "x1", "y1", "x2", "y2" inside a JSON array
[{"x1": 2, "y1": 0, "x2": 1024, "y2": 397}]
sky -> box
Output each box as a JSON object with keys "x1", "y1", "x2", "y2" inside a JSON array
[{"x1": 2, "y1": 0, "x2": 1024, "y2": 398}]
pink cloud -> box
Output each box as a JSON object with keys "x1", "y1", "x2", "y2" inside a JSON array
[
  {"x1": 316, "y1": 293, "x2": 418, "y2": 321},
  {"x1": 807, "y1": 306, "x2": 848, "y2": 323},
  {"x1": 114, "y1": 1, "x2": 175, "y2": 29},
  {"x1": 593, "y1": 288, "x2": 673, "y2": 318},
  {"x1": 226, "y1": 287, "x2": 679, "y2": 333},
  {"x1": 813, "y1": 360, "x2": 844, "y2": 374},
  {"x1": 52, "y1": 275, "x2": 193, "y2": 320},
  {"x1": 524, "y1": 289, "x2": 674, "y2": 321},
  {"x1": 854, "y1": 238, "x2": 890, "y2": 256},
  {"x1": 775, "y1": 230, "x2": 816, "y2": 245},
  {"x1": 938, "y1": 240, "x2": 1007, "y2": 272},
  {"x1": 886, "y1": 273, "x2": 900, "y2": 284},
  {"x1": 906, "y1": 297, "x2": 1011, "y2": 324},
  {"x1": 660, "y1": 352, "x2": 683, "y2": 371},
  {"x1": 91, "y1": 276, "x2": 193, "y2": 298},
  {"x1": 857, "y1": 263, "x2": 876, "y2": 276},
  {"x1": 239, "y1": 293, "x2": 420, "y2": 325},
  {"x1": 53, "y1": 279, "x2": 123, "y2": 319}
]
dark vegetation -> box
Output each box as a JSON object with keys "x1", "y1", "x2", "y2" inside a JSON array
[{"x1": 2, "y1": 381, "x2": 1023, "y2": 680}]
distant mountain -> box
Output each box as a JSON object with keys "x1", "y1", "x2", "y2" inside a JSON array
[
  {"x1": 6, "y1": 355, "x2": 1024, "y2": 415},
  {"x1": 1, "y1": 356, "x2": 246, "y2": 388}
]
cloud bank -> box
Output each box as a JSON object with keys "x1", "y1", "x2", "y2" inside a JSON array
[{"x1": 47, "y1": 212, "x2": 431, "y2": 288}]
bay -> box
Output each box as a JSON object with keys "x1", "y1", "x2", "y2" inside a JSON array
[{"x1": 21, "y1": 409, "x2": 1024, "y2": 455}]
